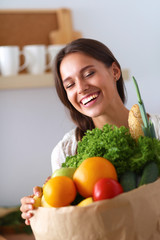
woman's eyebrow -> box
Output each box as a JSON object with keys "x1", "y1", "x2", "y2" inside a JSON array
[
  {"x1": 62, "y1": 65, "x2": 94, "y2": 83},
  {"x1": 79, "y1": 65, "x2": 94, "y2": 74}
]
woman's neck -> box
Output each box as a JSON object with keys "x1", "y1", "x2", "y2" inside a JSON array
[{"x1": 93, "y1": 104, "x2": 129, "y2": 129}]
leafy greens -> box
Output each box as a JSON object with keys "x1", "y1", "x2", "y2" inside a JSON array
[{"x1": 62, "y1": 124, "x2": 160, "y2": 177}]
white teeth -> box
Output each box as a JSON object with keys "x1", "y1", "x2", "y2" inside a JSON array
[{"x1": 81, "y1": 94, "x2": 98, "y2": 105}]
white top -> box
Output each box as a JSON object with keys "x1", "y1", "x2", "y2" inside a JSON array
[
  {"x1": 51, "y1": 128, "x2": 78, "y2": 173},
  {"x1": 51, "y1": 114, "x2": 160, "y2": 173}
]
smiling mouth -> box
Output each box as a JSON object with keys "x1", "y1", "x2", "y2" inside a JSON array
[{"x1": 81, "y1": 92, "x2": 99, "y2": 105}]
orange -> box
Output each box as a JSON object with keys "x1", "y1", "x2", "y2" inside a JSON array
[
  {"x1": 43, "y1": 176, "x2": 77, "y2": 207},
  {"x1": 73, "y1": 157, "x2": 117, "y2": 198}
]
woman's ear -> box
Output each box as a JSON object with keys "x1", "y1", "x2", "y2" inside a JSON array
[{"x1": 112, "y1": 62, "x2": 121, "y2": 81}]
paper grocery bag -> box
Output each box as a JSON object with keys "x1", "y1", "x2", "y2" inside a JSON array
[{"x1": 30, "y1": 179, "x2": 160, "y2": 240}]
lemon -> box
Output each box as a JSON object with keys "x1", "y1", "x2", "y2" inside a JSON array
[
  {"x1": 77, "y1": 197, "x2": 93, "y2": 207},
  {"x1": 33, "y1": 195, "x2": 41, "y2": 208}
]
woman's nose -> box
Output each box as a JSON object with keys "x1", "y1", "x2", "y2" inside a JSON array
[{"x1": 77, "y1": 79, "x2": 88, "y2": 94}]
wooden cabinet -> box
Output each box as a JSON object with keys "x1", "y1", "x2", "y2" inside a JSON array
[
  {"x1": 0, "y1": 8, "x2": 81, "y2": 46},
  {"x1": 0, "y1": 8, "x2": 82, "y2": 90}
]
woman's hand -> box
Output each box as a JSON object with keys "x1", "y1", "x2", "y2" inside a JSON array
[
  {"x1": 20, "y1": 186, "x2": 42, "y2": 225},
  {"x1": 20, "y1": 176, "x2": 51, "y2": 225}
]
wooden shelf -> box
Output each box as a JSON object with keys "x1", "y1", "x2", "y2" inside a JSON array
[
  {"x1": 0, "y1": 69, "x2": 130, "y2": 90},
  {"x1": 0, "y1": 73, "x2": 54, "y2": 90}
]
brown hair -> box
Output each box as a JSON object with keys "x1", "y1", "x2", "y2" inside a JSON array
[{"x1": 53, "y1": 38, "x2": 127, "y2": 141}]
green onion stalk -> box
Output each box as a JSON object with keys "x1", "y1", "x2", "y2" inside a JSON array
[{"x1": 132, "y1": 76, "x2": 156, "y2": 139}]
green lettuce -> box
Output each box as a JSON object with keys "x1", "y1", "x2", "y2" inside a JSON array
[{"x1": 62, "y1": 124, "x2": 160, "y2": 177}]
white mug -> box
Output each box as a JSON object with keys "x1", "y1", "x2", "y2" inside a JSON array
[
  {"x1": 0, "y1": 46, "x2": 27, "y2": 76},
  {"x1": 47, "y1": 44, "x2": 65, "y2": 70},
  {"x1": 23, "y1": 45, "x2": 48, "y2": 75}
]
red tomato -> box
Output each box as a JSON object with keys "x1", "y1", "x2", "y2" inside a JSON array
[{"x1": 93, "y1": 178, "x2": 123, "y2": 201}]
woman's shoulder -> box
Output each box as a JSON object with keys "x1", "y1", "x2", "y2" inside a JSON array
[
  {"x1": 51, "y1": 128, "x2": 78, "y2": 172},
  {"x1": 52, "y1": 128, "x2": 78, "y2": 156},
  {"x1": 61, "y1": 128, "x2": 77, "y2": 144},
  {"x1": 150, "y1": 114, "x2": 160, "y2": 139}
]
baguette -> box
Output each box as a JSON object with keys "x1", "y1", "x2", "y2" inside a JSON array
[{"x1": 128, "y1": 104, "x2": 144, "y2": 140}]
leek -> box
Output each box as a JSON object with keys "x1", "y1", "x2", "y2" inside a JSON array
[{"x1": 132, "y1": 76, "x2": 156, "y2": 139}]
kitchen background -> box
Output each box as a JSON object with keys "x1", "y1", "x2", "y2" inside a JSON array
[{"x1": 0, "y1": 0, "x2": 160, "y2": 207}]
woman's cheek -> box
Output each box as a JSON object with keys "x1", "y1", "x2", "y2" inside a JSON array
[{"x1": 67, "y1": 92, "x2": 77, "y2": 107}]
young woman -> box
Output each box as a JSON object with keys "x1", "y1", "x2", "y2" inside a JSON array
[{"x1": 20, "y1": 38, "x2": 160, "y2": 225}]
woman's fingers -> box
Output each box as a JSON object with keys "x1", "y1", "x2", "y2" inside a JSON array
[
  {"x1": 20, "y1": 196, "x2": 34, "y2": 212},
  {"x1": 20, "y1": 185, "x2": 44, "y2": 225},
  {"x1": 21, "y1": 210, "x2": 33, "y2": 220},
  {"x1": 33, "y1": 186, "x2": 43, "y2": 197},
  {"x1": 20, "y1": 202, "x2": 33, "y2": 213},
  {"x1": 20, "y1": 183, "x2": 49, "y2": 225},
  {"x1": 44, "y1": 176, "x2": 51, "y2": 184},
  {"x1": 20, "y1": 197, "x2": 34, "y2": 225},
  {"x1": 25, "y1": 219, "x2": 31, "y2": 225},
  {"x1": 20, "y1": 196, "x2": 34, "y2": 205}
]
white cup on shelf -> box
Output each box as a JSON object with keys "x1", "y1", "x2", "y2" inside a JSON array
[
  {"x1": 0, "y1": 46, "x2": 27, "y2": 76},
  {"x1": 47, "y1": 44, "x2": 65, "y2": 70},
  {"x1": 23, "y1": 44, "x2": 48, "y2": 75}
]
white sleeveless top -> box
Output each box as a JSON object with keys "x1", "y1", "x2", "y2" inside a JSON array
[{"x1": 51, "y1": 114, "x2": 160, "y2": 173}]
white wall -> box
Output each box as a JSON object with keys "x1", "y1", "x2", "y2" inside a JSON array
[{"x1": 0, "y1": 0, "x2": 160, "y2": 206}]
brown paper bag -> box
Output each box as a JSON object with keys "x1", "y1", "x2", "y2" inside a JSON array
[{"x1": 30, "y1": 179, "x2": 160, "y2": 240}]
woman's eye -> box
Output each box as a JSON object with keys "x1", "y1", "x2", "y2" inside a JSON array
[
  {"x1": 84, "y1": 71, "x2": 95, "y2": 78},
  {"x1": 66, "y1": 82, "x2": 74, "y2": 89}
]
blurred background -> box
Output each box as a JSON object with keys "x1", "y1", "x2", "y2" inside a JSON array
[{"x1": 0, "y1": 0, "x2": 160, "y2": 207}]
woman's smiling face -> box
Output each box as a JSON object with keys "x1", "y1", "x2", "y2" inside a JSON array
[{"x1": 60, "y1": 52, "x2": 120, "y2": 120}]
